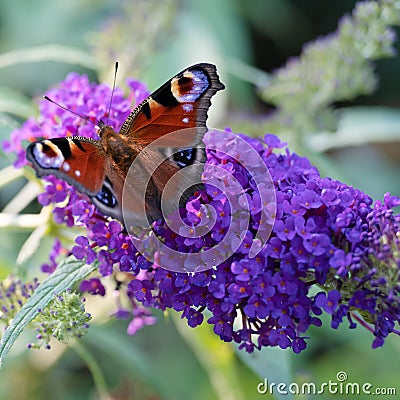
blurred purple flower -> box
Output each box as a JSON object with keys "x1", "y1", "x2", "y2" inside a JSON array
[
  {"x1": 80, "y1": 278, "x2": 106, "y2": 296},
  {"x1": 127, "y1": 306, "x2": 156, "y2": 335}
]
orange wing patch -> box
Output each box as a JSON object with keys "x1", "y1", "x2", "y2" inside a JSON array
[
  {"x1": 118, "y1": 63, "x2": 224, "y2": 148},
  {"x1": 61, "y1": 139, "x2": 106, "y2": 193}
]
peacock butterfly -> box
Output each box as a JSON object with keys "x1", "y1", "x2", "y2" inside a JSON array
[{"x1": 26, "y1": 63, "x2": 225, "y2": 225}]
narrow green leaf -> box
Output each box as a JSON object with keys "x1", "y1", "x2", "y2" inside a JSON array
[
  {"x1": 2, "y1": 180, "x2": 42, "y2": 214},
  {"x1": 0, "y1": 212, "x2": 47, "y2": 230},
  {"x1": 0, "y1": 257, "x2": 98, "y2": 367},
  {"x1": 225, "y1": 56, "x2": 271, "y2": 89},
  {"x1": 0, "y1": 87, "x2": 36, "y2": 119},
  {"x1": 82, "y1": 325, "x2": 165, "y2": 394},
  {"x1": 16, "y1": 222, "x2": 48, "y2": 266},
  {"x1": 235, "y1": 346, "x2": 293, "y2": 400},
  {"x1": 173, "y1": 315, "x2": 246, "y2": 400},
  {"x1": 0, "y1": 166, "x2": 23, "y2": 189},
  {"x1": 0, "y1": 113, "x2": 19, "y2": 142},
  {"x1": 0, "y1": 45, "x2": 97, "y2": 70},
  {"x1": 308, "y1": 106, "x2": 400, "y2": 151}
]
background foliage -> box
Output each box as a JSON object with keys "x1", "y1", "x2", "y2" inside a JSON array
[{"x1": 0, "y1": 0, "x2": 399, "y2": 399}]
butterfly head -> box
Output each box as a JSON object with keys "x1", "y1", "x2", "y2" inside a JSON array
[{"x1": 97, "y1": 122, "x2": 115, "y2": 139}]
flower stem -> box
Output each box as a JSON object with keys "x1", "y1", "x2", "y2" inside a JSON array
[
  {"x1": 71, "y1": 340, "x2": 110, "y2": 400},
  {"x1": 350, "y1": 311, "x2": 374, "y2": 334}
]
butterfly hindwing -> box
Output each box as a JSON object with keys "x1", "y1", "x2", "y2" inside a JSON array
[{"x1": 26, "y1": 137, "x2": 106, "y2": 195}]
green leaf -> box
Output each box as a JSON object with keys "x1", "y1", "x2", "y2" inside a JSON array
[
  {"x1": 81, "y1": 325, "x2": 165, "y2": 395},
  {"x1": 0, "y1": 257, "x2": 98, "y2": 367},
  {"x1": 0, "y1": 87, "x2": 36, "y2": 119},
  {"x1": 235, "y1": 346, "x2": 293, "y2": 400},
  {"x1": 173, "y1": 315, "x2": 247, "y2": 400},
  {"x1": 0, "y1": 166, "x2": 24, "y2": 189},
  {"x1": 0, "y1": 44, "x2": 97, "y2": 70},
  {"x1": 308, "y1": 106, "x2": 400, "y2": 151},
  {"x1": 0, "y1": 113, "x2": 19, "y2": 142}
]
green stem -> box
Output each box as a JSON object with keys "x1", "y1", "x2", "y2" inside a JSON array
[{"x1": 71, "y1": 340, "x2": 110, "y2": 400}]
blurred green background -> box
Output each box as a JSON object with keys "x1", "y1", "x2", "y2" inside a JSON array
[{"x1": 0, "y1": 1, "x2": 400, "y2": 399}]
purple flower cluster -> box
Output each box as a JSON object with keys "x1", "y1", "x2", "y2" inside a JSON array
[
  {"x1": 0, "y1": 277, "x2": 40, "y2": 328},
  {"x1": 322, "y1": 193, "x2": 400, "y2": 348},
  {"x1": 4, "y1": 73, "x2": 400, "y2": 352},
  {"x1": 127, "y1": 132, "x2": 400, "y2": 352}
]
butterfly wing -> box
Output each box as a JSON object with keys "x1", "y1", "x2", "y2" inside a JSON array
[
  {"x1": 26, "y1": 136, "x2": 126, "y2": 221},
  {"x1": 117, "y1": 63, "x2": 224, "y2": 225},
  {"x1": 26, "y1": 137, "x2": 105, "y2": 195},
  {"x1": 119, "y1": 63, "x2": 224, "y2": 147}
]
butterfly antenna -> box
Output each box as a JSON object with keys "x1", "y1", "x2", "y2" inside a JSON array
[
  {"x1": 43, "y1": 95, "x2": 101, "y2": 127},
  {"x1": 106, "y1": 61, "x2": 119, "y2": 125}
]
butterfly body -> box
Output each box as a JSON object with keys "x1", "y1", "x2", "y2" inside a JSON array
[
  {"x1": 99, "y1": 126, "x2": 140, "y2": 177},
  {"x1": 26, "y1": 63, "x2": 224, "y2": 225}
]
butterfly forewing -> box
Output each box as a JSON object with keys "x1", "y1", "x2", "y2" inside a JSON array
[{"x1": 119, "y1": 63, "x2": 224, "y2": 148}]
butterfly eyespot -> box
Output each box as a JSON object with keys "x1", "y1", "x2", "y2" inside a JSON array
[
  {"x1": 32, "y1": 142, "x2": 64, "y2": 169},
  {"x1": 173, "y1": 148, "x2": 197, "y2": 168},
  {"x1": 171, "y1": 70, "x2": 209, "y2": 104},
  {"x1": 95, "y1": 185, "x2": 117, "y2": 208},
  {"x1": 182, "y1": 117, "x2": 189, "y2": 124}
]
